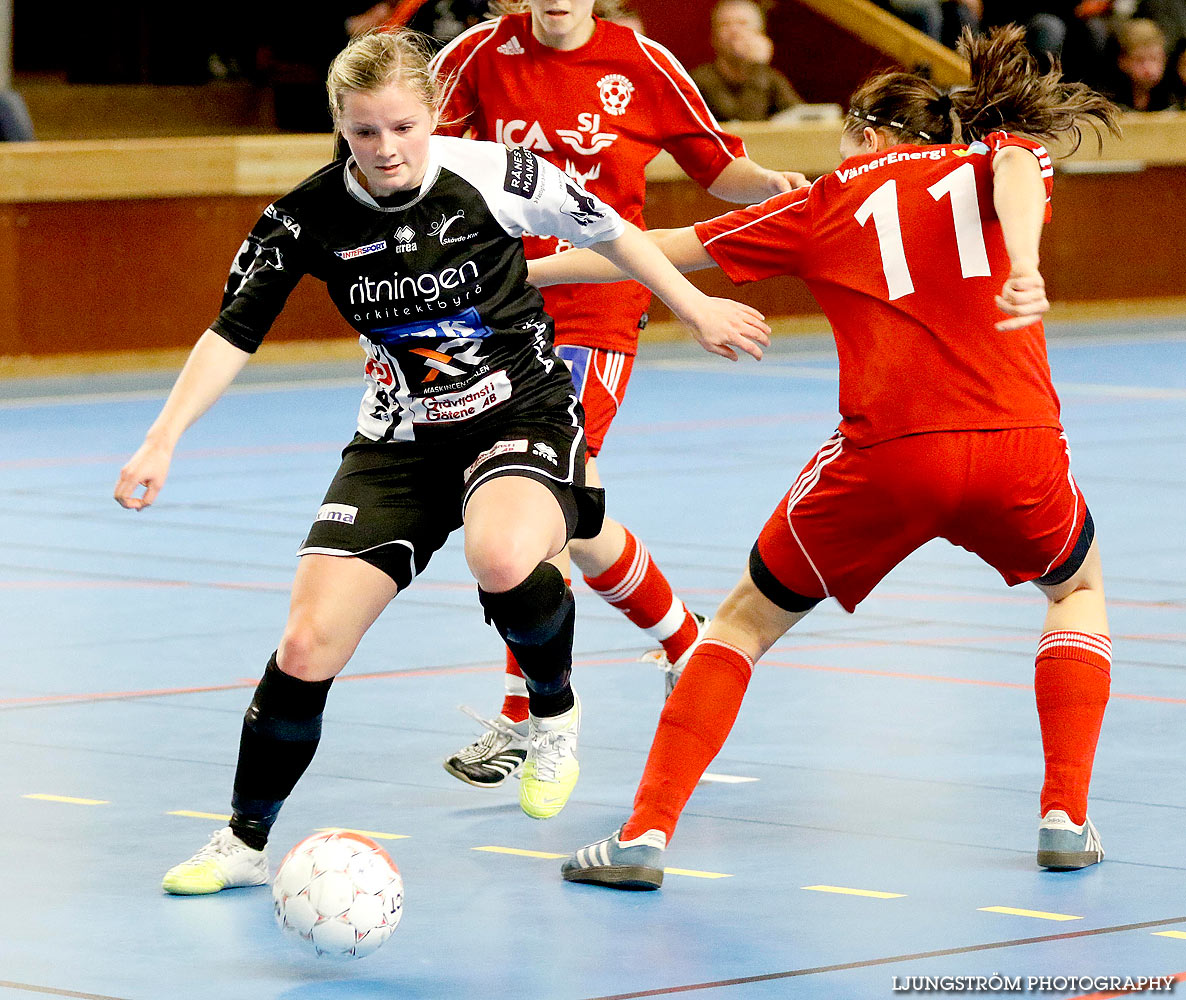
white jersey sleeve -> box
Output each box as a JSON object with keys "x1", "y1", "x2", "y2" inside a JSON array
[{"x1": 433, "y1": 136, "x2": 626, "y2": 247}]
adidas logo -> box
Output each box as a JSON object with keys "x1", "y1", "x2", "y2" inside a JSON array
[{"x1": 497, "y1": 35, "x2": 525, "y2": 55}]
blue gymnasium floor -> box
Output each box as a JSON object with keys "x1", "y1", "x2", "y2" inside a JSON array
[{"x1": 1, "y1": 319, "x2": 1184, "y2": 1000}]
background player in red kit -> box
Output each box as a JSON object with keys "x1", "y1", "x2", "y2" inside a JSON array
[
  {"x1": 536, "y1": 26, "x2": 1123, "y2": 887},
  {"x1": 428, "y1": 0, "x2": 810, "y2": 789}
]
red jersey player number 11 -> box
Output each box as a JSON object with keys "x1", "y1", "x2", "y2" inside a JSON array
[{"x1": 538, "y1": 26, "x2": 1125, "y2": 890}]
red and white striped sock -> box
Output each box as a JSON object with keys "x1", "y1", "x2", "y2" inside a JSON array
[
  {"x1": 622, "y1": 639, "x2": 754, "y2": 843},
  {"x1": 499, "y1": 576, "x2": 572, "y2": 724},
  {"x1": 584, "y1": 528, "x2": 700, "y2": 664},
  {"x1": 1035, "y1": 630, "x2": 1112, "y2": 826}
]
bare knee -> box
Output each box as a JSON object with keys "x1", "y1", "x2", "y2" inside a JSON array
[
  {"x1": 277, "y1": 616, "x2": 342, "y2": 680},
  {"x1": 465, "y1": 532, "x2": 538, "y2": 593},
  {"x1": 710, "y1": 569, "x2": 812, "y2": 661}
]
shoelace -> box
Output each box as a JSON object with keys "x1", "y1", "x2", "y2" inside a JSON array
[
  {"x1": 458, "y1": 705, "x2": 524, "y2": 743},
  {"x1": 189, "y1": 828, "x2": 241, "y2": 863},
  {"x1": 530, "y1": 727, "x2": 576, "y2": 782}
]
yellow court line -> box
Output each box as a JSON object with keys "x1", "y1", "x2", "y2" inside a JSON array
[
  {"x1": 1154, "y1": 931, "x2": 1186, "y2": 939},
  {"x1": 663, "y1": 867, "x2": 732, "y2": 880},
  {"x1": 167, "y1": 810, "x2": 232, "y2": 821},
  {"x1": 802, "y1": 884, "x2": 905, "y2": 899},
  {"x1": 23, "y1": 793, "x2": 108, "y2": 805},
  {"x1": 474, "y1": 846, "x2": 567, "y2": 859},
  {"x1": 316, "y1": 827, "x2": 410, "y2": 841},
  {"x1": 473, "y1": 846, "x2": 731, "y2": 878},
  {"x1": 979, "y1": 906, "x2": 1082, "y2": 922}
]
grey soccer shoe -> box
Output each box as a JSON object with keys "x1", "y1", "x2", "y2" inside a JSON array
[
  {"x1": 561, "y1": 826, "x2": 666, "y2": 890},
  {"x1": 1037, "y1": 809, "x2": 1104, "y2": 870}
]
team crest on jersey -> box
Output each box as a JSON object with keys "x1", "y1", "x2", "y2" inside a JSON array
[
  {"x1": 428, "y1": 210, "x2": 477, "y2": 246},
  {"x1": 597, "y1": 74, "x2": 634, "y2": 116},
  {"x1": 336, "y1": 239, "x2": 388, "y2": 260}
]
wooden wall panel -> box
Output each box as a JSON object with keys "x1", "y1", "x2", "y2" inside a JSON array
[
  {"x1": 2, "y1": 166, "x2": 1184, "y2": 360},
  {"x1": 2, "y1": 197, "x2": 354, "y2": 358}
]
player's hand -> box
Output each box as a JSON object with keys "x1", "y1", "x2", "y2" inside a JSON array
[
  {"x1": 114, "y1": 439, "x2": 173, "y2": 511},
  {"x1": 682, "y1": 296, "x2": 771, "y2": 361},
  {"x1": 757, "y1": 169, "x2": 810, "y2": 197},
  {"x1": 995, "y1": 266, "x2": 1049, "y2": 331}
]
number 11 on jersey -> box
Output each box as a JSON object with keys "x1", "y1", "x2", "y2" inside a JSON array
[{"x1": 854, "y1": 163, "x2": 992, "y2": 301}]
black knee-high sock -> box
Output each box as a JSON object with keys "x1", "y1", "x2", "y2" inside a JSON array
[
  {"x1": 229, "y1": 653, "x2": 334, "y2": 850},
  {"x1": 479, "y1": 563, "x2": 575, "y2": 718}
]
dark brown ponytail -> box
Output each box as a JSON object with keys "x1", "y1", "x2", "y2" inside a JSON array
[{"x1": 847, "y1": 25, "x2": 1121, "y2": 153}]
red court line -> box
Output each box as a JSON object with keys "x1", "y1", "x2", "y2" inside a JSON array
[
  {"x1": 3, "y1": 577, "x2": 1180, "y2": 613},
  {"x1": 0, "y1": 413, "x2": 829, "y2": 473},
  {"x1": 763, "y1": 659, "x2": 1186, "y2": 705},
  {"x1": 0, "y1": 656, "x2": 638, "y2": 708},
  {"x1": 0, "y1": 441, "x2": 341, "y2": 471},
  {"x1": 1071, "y1": 971, "x2": 1186, "y2": 999}
]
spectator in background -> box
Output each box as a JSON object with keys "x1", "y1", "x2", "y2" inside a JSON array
[
  {"x1": 347, "y1": 0, "x2": 490, "y2": 43},
  {"x1": 1101, "y1": 17, "x2": 1174, "y2": 107},
  {"x1": 981, "y1": 2, "x2": 1110, "y2": 78},
  {"x1": 1167, "y1": 36, "x2": 1186, "y2": 105},
  {"x1": 691, "y1": 0, "x2": 802, "y2": 122},
  {"x1": 610, "y1": 9, "x2": 647, "y2": 33},
  {"x1": 876, "y1": 1, "x2": 982, "y2": 47},
  {"x1": 1137, "y1": 0, "x2": 1186, "y2": 48}
]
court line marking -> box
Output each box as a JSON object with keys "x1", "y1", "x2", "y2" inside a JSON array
[
  {"x1": 1154, "y1": 931, "x2": 1186, "y2": 939},
  {"x1": 167, "y1": 810, "x2": 231, "y2": 821},
  {"x1": 579, "y1": 914, "x2": 1186, "y2": 999},
  {"x1": 979, "y1": 905, "x2": 1082, "y2": 921},
  {"x1": 21, "y1": 794, "x2": 108, "y2": 805},
  {"x1": 8, "y1": 654, "x2": 1186, "y2": 711},
  {"x1": 316, "y1": 826, "x2": 409, "y2": 841},
  {"x1": 474, "y1": 846, "x2": 566, "y2": 859},
  {"x1": 801, "y1": 884, "x2": 904, "y2": 899},
  {"x1": 0, "y1": 656, "x2": 639, "y2": 709},
  {"x1": 0, "y1": 982, "x2": 132, "y2": 1000},
  {"x1": 474, "y1": 846, "x2": 731, "y2": 879}
]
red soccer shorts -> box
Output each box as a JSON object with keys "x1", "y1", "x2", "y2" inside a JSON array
[
  {"x1": 753, "y1": 427, "x2": 1090, "y2": 613},
  {"x1": 555, "y1": 345, "x2": 634, "y2": 458}
]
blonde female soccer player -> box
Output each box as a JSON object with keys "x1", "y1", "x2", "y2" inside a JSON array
[{"x1": 113, "y1": 27, "x2": 770, "y2": 894}]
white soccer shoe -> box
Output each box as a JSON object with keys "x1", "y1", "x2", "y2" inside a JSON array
[{"x1": 161, "y1": 826, "x2": 269, "y2": 895}]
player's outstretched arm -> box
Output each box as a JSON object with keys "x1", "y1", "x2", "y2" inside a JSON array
[
  {"x1": 707, "y1": 157, "x2": 809, "y2": 204},
  {"x1": 590, "y1": 222, "x2": 770, "y2": 362},
  {"x1": 992, "y1": 146, "x2": 1050, "y2": 332},
  {"x1": 529, "y1": 227, "x2": 714, "y2": 286},
  {"x1": 114, "y1": 330, "x2": 252, "y2": 510}
]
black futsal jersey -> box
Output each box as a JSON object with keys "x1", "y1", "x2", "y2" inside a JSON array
[{"x1": 211, "y1": 135, "x2": 625, "y2": 443}]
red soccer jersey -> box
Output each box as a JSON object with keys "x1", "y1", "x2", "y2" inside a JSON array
[
  {"x1": 430, "y1": 13, "x2": 746, "y2": 354},
  {"x1": 694, "y1": 132, "x2": 1060, "y2": 447}
]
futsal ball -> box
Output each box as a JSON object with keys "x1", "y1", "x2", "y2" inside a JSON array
[{"x1": 272, "y1": 830, "x2": 403, "y2": 959}]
